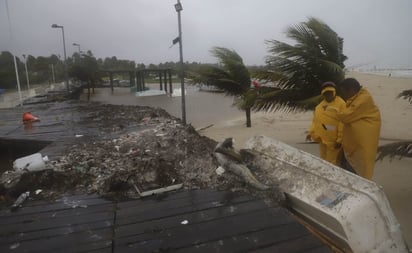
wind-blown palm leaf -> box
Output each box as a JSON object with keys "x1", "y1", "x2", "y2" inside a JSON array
[
  {"x1": 253, "y1": 88, "x2": 320, "y2": 112},
  {"x1": 188, "y1": 47, "x2": 254, "y2": 127},
  {"x1": 233, "y1": 89, "x2": 258, "y2": 110},
  {"x1": 250, "y1": 69, "x2": 284, "y2": 84},
  {"x1": 377, "y1": 141, "x2": 412, "y2": 161},
  {"x1": 377, "y1": 89, "x2": 412, "y2": 161},
  {"x1": 398, "y1": 89, "x2": 412, "y2": 103},
  {"x1": 210, "y1": 47, "x2": 251, "y2": 92},
  {"x1": 189, "y1": 66, "x2": 245, "y2": 96},
  {"x1": 256, "y1": 17, "x2": 347, "y2": 112}
]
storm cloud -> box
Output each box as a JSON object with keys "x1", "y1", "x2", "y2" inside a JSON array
[{"x1": 1, "y1": 0, "x2": 411, "y2": 68}]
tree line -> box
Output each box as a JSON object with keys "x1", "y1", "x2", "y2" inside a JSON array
[{"x1": 0, "y1": 51, "x2": 210, "y2": 90}]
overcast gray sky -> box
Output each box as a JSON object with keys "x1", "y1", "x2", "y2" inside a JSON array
[{"x1": 1, "y1": 0, "x2": 411, "y2": 68}]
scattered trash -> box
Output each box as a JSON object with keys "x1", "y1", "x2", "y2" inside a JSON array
[
  {"x1": 11, "y1": 191, "x2": 30, "y2": 211},
  {"x1": 22, "y1": 112, "x2": 40, "y2": 124},
  {"x1": 181, "y1": 220, "x2": 189, "y2": 225},
  {"x1": 75, "y1": 134, "x2": 83, "y2": 138},
  {"x1": 215, "y1": 166, "x2": 225, "y2": 175},
  {"x1": 137, "y1": 183, "x2": 183, "y2": 197},
  {"x1": 13, "y1": 153, "x2": 49, "y2": 172},
  {"x1": 62, "y1": 197, "x2": 88, "y2": 209},
  {"x1": 35, "y1": 189, "x2": 43, "y2": 195}
]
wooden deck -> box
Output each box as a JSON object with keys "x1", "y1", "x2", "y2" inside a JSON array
[
  {"x1": 0, "y1": 101, "x2": 150, "y2": 162},
  {"x1": 0, "y1": 189, "x2": 332, "y2": 253},
  {"x1": 1, "y1": 101, "x2": 333, "y2": 252}
]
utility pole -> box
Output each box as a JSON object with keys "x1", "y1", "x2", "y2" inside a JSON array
[
  {"x1": 23, "y1": 54, "x2": 30, "y2": 90},
  {"x1": 175, "y1": 0, "x2": 186, "y2": 125}
]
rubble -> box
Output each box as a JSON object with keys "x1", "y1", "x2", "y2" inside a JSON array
[{"x1": 0, "y1": 104, "x2": 284, "y2": 208}]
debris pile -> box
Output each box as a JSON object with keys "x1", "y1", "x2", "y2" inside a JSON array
[{"x1": 0, "y1": 103, "x2": 284, "y2": 208}]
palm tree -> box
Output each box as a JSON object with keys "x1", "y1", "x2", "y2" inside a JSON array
[
  {"x1": 69, "y1": 52, "x2": 99, "y2": 100},
  {"x1": 189, "y1": 47, "x2": 254, "y2": 127},
  {"x1": 253, "y1": 17, "x2": 347, "y2": 112},
  {"x1": 377, "y1": 90, "x2": 412, "y2": 160}
]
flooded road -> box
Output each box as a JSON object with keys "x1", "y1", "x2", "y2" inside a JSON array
[
  {"x1": 0, "y1": 83, "x2": 66, "y2": 108},
  {"x1": 82, "y1": 84, "x2": 245, "y2": 128}
]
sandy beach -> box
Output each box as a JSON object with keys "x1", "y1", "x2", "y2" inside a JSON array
[
  {"x1": 85, "y1": 71, "x2": 412, "y2": 246},
  {"x1": 200, "y1": 71, "x2": 412, "y2": 246}
]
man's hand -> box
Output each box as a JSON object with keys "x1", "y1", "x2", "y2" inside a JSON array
[{"x1": 306, "y1": 134, "x2": 312, "y2": 142}]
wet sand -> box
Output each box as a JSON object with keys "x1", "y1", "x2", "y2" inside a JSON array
[{"x1": 86, "y1": 72, "x2": 412, "y2": 246}]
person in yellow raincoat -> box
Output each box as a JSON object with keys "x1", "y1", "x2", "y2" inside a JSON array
[
  {"x1": 337, "y1": 78, "x2": 381, "y2": 179},
  {"x1": 307, "y1": 82, "x2": 346, "y2": 165}
]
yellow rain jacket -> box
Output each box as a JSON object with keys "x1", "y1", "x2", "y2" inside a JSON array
[
  {"x1": 309, "y1": 87, "x2": 346, "y2": 165},
  {"x1": 338, "y1": 88, "x2": 381, "y2": 179}
]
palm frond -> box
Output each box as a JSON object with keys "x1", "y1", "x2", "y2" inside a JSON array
[
  {"x1": 377, "y1": 141, "x2": 412, "y2": 161},
  {"x1": 295, "y1": 94, "x2": 323, "y2": 110},
  {"x1": 257, "y1": 17, "x2": 346, "y2": 113},
  {"x1": 189, "y1": 47, "x2": 251, "y2": 96},
  {"x1": 252, "y1": 87, "x2": 318, "y2": 112},
  {"x1": 398, "y1": 89, "x2": 412, "y2": 103},
  {"x1": 250, "y1": 69, "x2": 284, "y2": 84},
  {"x1": 210, "y1": 47, "x2": 250, "y2": 90}
]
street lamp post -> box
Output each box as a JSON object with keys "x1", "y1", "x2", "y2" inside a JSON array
[
  {"x1": 51, "y1": 64, "x2": 56, "y2": 83},
  {"x1": 51, "y1": 24, "x2": 69, "y2": 92},
  {"x1": 174, "y1": 0, "x2": 186, "y2": 125},
  {"x1": 22, "y1": 54, "x2": 30, "y2": 90},
  {"x1": 5, "y1": 0, "x2": 22, "y2": 105},
  {"x1": 72, "y1": 43, "x2": 81, "y2": 54}
]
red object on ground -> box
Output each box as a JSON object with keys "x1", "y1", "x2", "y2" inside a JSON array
[
  {"x1": 252, "y1": 80, "x2": 261, "y2": 89},
  {"x1": 22, "y1": 112, "x2": 40, "y2": 123}
]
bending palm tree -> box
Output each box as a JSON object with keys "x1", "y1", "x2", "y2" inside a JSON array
[
  {"x1": 253, "y1": 17, "x2": 347, "y2": 112},
  {"x1": 189, "y1": 47, "x2": 254, "y2": 127}
]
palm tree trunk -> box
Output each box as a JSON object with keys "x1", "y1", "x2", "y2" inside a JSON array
[{"x1": 245, "y1": 107, "x2": 252, "y2": 128}]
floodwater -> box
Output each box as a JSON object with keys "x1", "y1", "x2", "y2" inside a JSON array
[
  {"x1": 81, "y1": 84, "x2": 245, "y2": 128},
  {"x1": 0, "y1": 83, "x2": 66, "y2": 108}
]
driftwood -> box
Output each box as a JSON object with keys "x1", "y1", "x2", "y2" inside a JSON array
[
  {"x1": 195, "y1": 124, "x2": 214, "y2": 132},
  {"x1": 214, "y1": 138, "x2": 269, "y2": 190}
]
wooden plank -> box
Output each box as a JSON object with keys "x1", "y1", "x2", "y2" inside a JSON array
[
  {"x1": 116, "y1": 189, "x2": 254, "y2": 215},
  {"x1": 116, "y1": 189, "x2": 219, "y2": 209},
  {"x1": 114, "y1": 207, "x2": 294, "y2": 252},
  {"x1": 250, "y1": 234, "x2": 332, "y2": 253},
  {"x1": 0, "y1": 190, "x2": 334, "y2": 253},
  {"x1": 115, "y1": 199, "x2": 269, "y2": 238},
  {"x1": 0, "y1": 196, "x2": 112, "y2": 217},
  {"x1": 0, "y1": 202, "x2": 114, "y2": 226},
  {"x1": 0, "y1": 219, "x2": 114, "y2": 245},
  {"x1": 0, "y1": 228, "x2": 113, "y2": 253},
  {"x1": 174, "y1": 222, "x2": 310, "y2": 253},
  {"x1": 0, "y1": 210, "x2": 114, "y2": 235},
  {"x1": 116, "y1": 194, "x2": 255, "y2": 225},
  {"x1": 21, "y1": 194, "x2": 105, "y2": 207}
]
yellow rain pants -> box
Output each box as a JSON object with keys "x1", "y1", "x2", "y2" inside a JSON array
[
  {"x1": 309, "y1": 96, "x2": 346, "y2": 165},
  {"x1": 338, "y1": 88, "x2": 381, "y2": 179}
]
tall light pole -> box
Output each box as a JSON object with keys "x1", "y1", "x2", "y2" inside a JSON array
[
  {"x1": 5, "y1": 0, "x2": 22, "y2": 105},
  {"x1": 174, "y1": 0, "x2": 186, "y2": 125},
  {"x1": 22, "y1": 54, "x2": 30, "y2": 90},
  {"x1": 51, "y1": 24, "x2": 69, "y2": 92},
  {"x1": 72, "y1": 43, "x2": 81, "y2": 54},
  {"x1": 51, "y1": 64, "x2": 56, "y2": 83}
]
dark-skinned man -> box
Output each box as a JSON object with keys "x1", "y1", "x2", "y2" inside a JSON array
[
  {"x1": 307, "y1": 82, "x2": 346, "y2": 165},
  {"x1": 337, "y1": 78, "x2": 381, "y2": 180}
]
